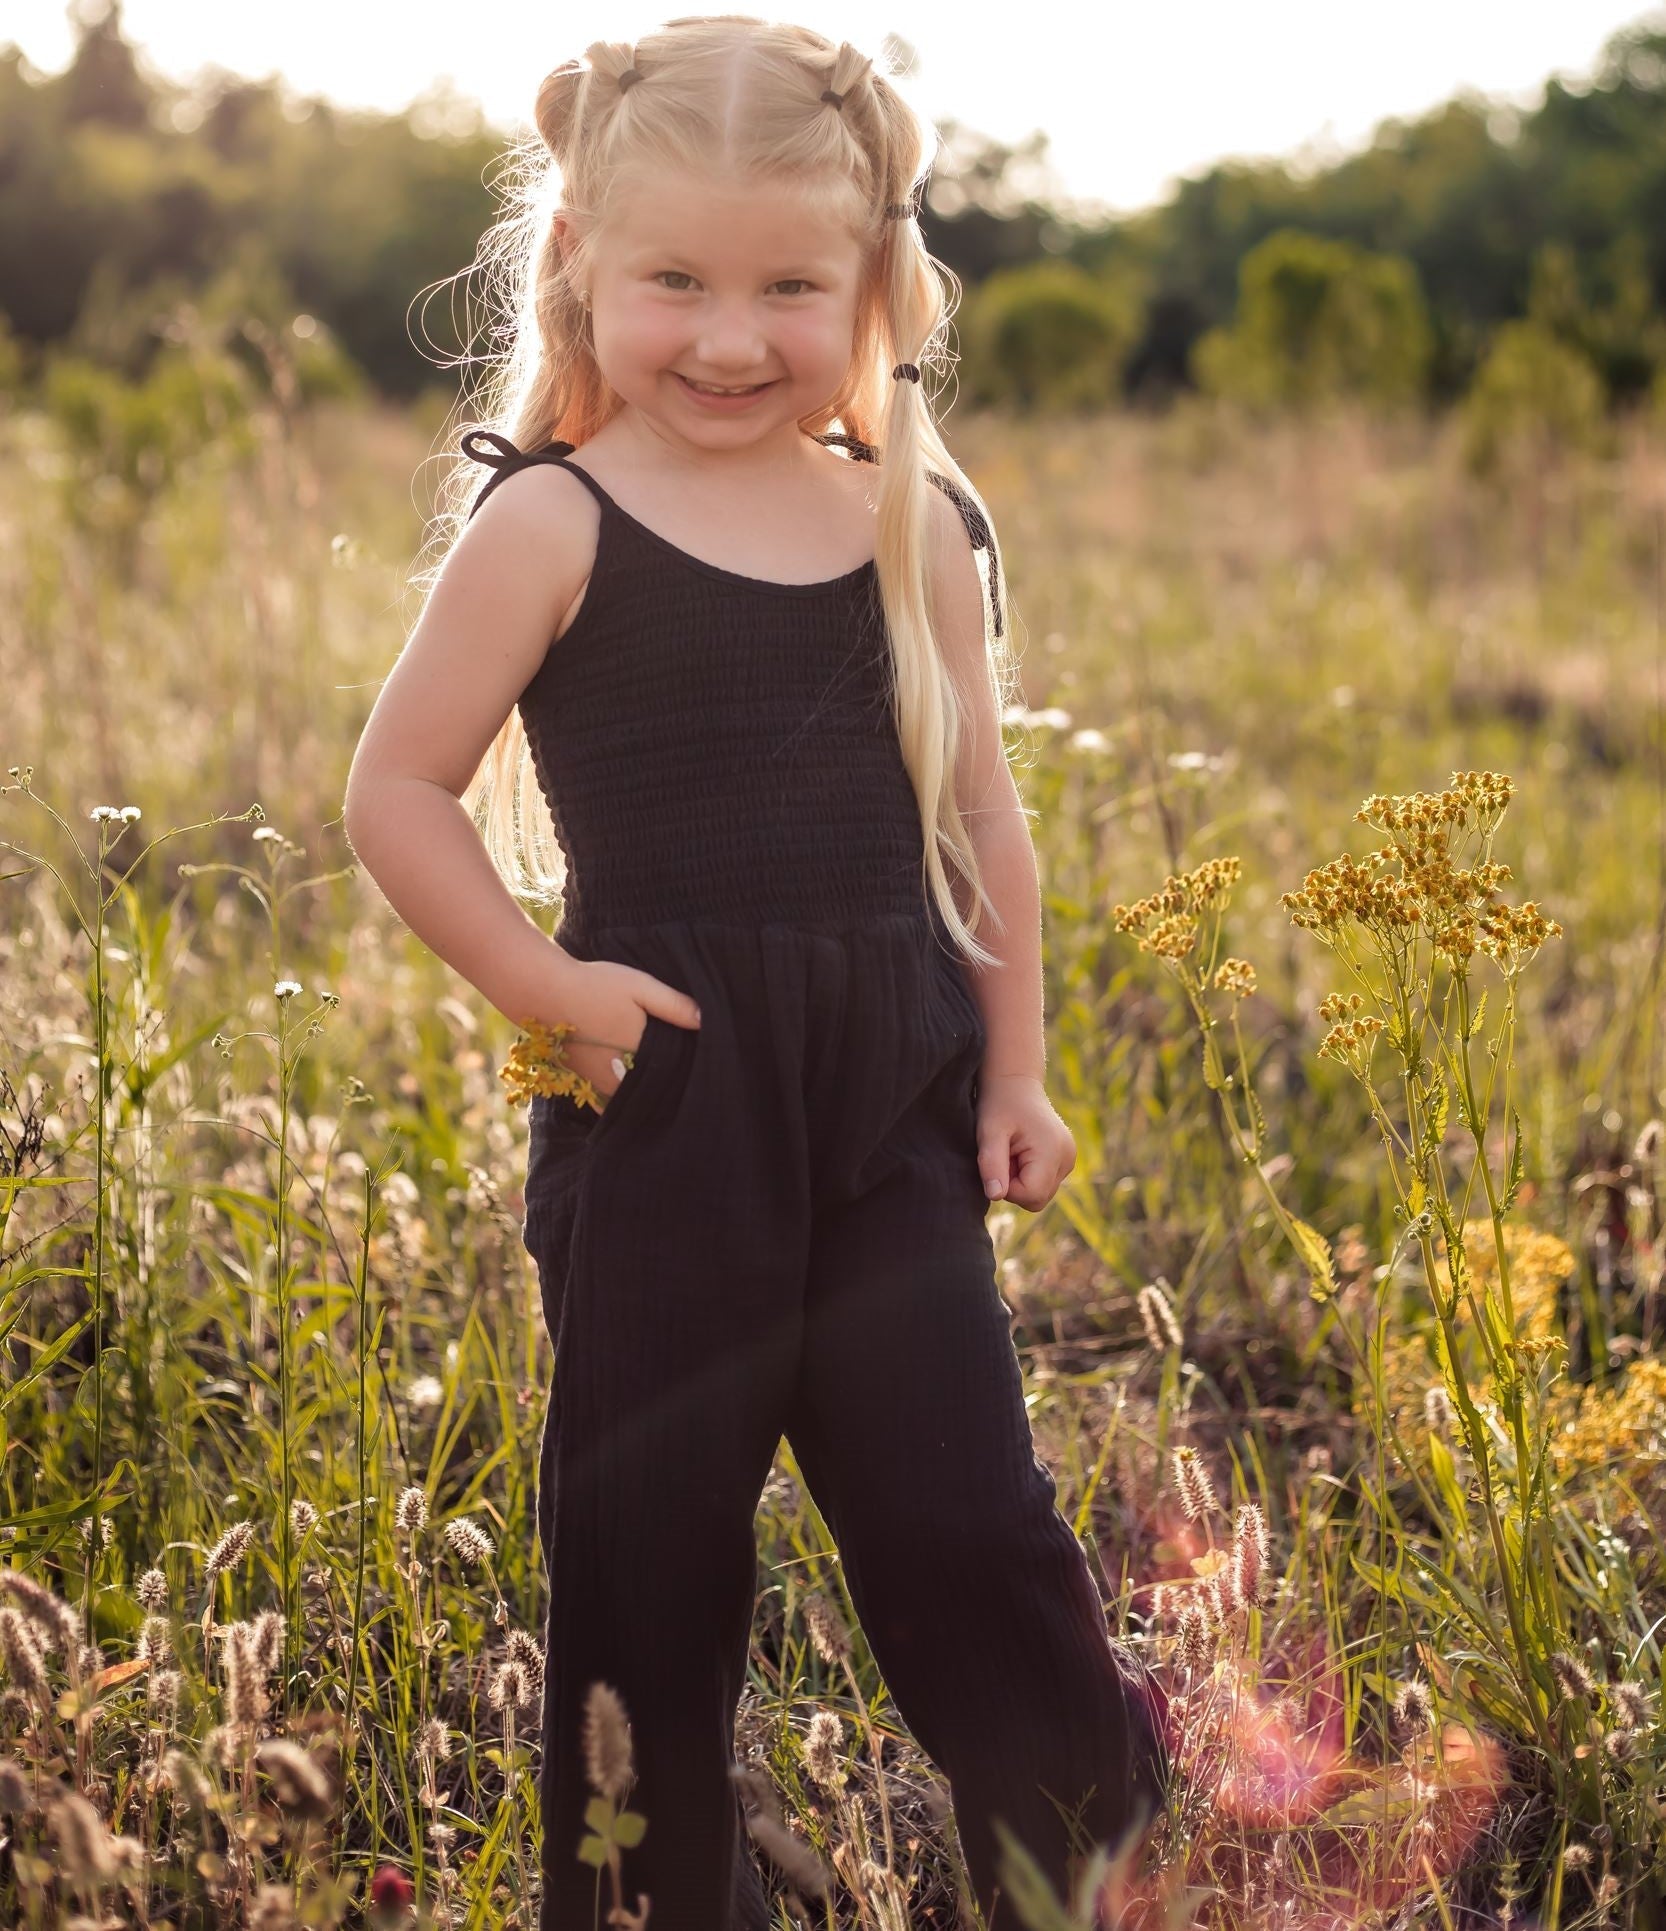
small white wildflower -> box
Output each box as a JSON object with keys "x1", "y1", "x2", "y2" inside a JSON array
[
  {"x1": 90, "y1": 805, "x2": 121, "y2": 822},
  {"x1": 406, "y1": 1375, "x2": 444, "y2": 1411},
  {"x1": 274, "y1": 980, "x2": 303, "y2": 1001},
  {"x1": 120, "y1": 805, "x2": 141, "y2": 821},
  {"x1": 1070, "y1": 728, "x2": 1109, "y2": 753}
]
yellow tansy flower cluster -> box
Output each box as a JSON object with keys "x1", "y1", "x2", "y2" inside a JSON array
[
  {"x1": 1113, "y1": 856, "x2": 1244, "y2": 963},
  {"x1": 1212, "y1": 956, "x2": 1258, "y2": 998},
  {"x1": 1362, "y1": 1219, "x2": 1666, "y2": 1491},
  {"x1": 500, "y1": 1017, "x2": 630, "y2": 1114},
  {"x1": 1279, "y1": 771, "x2": 1561, "y2": 978}
]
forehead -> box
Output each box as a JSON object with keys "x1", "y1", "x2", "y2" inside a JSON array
[{"x1": 603, "y1": 170, "x2": 861, "y2": 266}]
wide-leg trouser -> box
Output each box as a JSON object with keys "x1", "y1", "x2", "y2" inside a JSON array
[{"x1": 522, "y1": 917, "x2": 1165, "y2": 1931}]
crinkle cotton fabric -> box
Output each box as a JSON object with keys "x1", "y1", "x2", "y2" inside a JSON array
[{"x1": 462, "y1": 430, "x2": 1167, "y2": 1931}]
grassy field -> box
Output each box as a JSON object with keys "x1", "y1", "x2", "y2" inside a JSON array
[{"x1": 1, "y1": 386, "x2": 1664, "y2": 1928}]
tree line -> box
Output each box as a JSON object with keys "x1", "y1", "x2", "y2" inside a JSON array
[{"x1": 2, "y1": 0, "x2": 1662, "y2": 448}]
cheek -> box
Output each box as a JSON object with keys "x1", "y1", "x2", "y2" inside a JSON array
[
  {"x1": 612, "y1": 310, "x2": 688, "y2": 367},
  {"x1": 780, "y1": 308, "x2": 856, "y2": 375}
]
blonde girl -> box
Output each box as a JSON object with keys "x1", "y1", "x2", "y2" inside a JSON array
[{"x1": 344, "y1": 16, "x2": 1166, "y2": 1927}]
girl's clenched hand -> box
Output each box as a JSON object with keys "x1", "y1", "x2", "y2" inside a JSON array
[{"x1": 975, "y1": 1073, "x2": 1076, "y2": 1212}]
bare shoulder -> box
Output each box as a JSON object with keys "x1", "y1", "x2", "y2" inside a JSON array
[
  {"x1": 466, "y1": 460, "x2": 601, "y2": 585},
  {"x1": 463, "y1": 459, "x2": 603, "y2": 642}
]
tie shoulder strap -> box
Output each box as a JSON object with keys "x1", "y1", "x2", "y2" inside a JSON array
[
  {"x1": 809, "y1": 431, "x2": 1003, "y2": 639},
  {"x1": 459, "y1": 429, "x2": 579, "y2": 519}
]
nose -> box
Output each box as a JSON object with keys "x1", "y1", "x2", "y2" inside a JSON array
[{"x1": 691, "y1": 301, "x2": 771, "y2": 372}]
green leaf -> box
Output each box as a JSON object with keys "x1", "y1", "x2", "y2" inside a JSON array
[
  {"x1": 1289, "y1": 1215, "x2": 1337, "y2": 1302},
  {"x1": 1501, "y1": 1105, "x2": 1526, "y2": 1212},
  {"x1": 613, "y1": 1810, "x2": 648, "y2": 1849}
]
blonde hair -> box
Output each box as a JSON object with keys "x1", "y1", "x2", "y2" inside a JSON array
[{"x1": 422, "y1": 14, "x2": 1020, "y2": 966}]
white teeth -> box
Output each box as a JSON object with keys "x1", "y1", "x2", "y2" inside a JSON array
[{"x1": 685, "y1": 377, "x2": 765, "y2": 395}]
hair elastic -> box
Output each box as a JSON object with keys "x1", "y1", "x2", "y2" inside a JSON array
[
  {"x1": 892, "y1": 363, "x2": 920, "y2": 382},
  {"x1": 618, "y1": 67, "x2": 643, "y2": 91},
  {"x1": 820, "y1": 86, "x2": 846, "y2": 109},
  {"x1": 884, "y1": 201, "x2": 917, "y2": 220}
]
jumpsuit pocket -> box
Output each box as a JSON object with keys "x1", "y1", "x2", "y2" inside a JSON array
[
  {"x1": 521, "y1": 1011, "x2": 676, "y2": 1341},
  {"x1": 522, "y1": 1012, "x2": 673, "y2": 1224}
]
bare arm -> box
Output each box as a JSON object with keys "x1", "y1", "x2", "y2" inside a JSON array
[{"x1": 342, "y1": 464, "x2": 595, "y2": 1028}]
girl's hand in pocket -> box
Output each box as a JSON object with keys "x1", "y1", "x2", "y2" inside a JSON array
[{"x1": 549, "y1": 959, "x2": 702, "y2": 1102}]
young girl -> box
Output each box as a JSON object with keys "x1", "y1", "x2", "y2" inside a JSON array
[{"x1": 344, "y1": 17, "x2": 1165, "y2": 1928}]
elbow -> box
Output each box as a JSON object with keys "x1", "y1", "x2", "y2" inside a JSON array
[{"x1": 342, "y1": 769, "x2": 381, "y2": 859}]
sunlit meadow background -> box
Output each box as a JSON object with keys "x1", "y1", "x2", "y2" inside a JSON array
[
  {"x1": 3, "y1": 366, "x2": 1664, "y2": 1928},
  {"x1": 3, "y1": 9, "x2": 1666, "y2": 1927}
]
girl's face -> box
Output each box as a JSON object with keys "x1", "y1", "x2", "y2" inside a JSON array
[{"x1": 567, "y1": 169, "x2": 867, "y2": 457}]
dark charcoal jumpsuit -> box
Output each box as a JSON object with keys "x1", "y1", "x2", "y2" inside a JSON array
[{"x1": 462, "y1": 428, "x2": 1166, "y2": 1931}]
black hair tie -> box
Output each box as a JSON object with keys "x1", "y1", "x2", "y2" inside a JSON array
[
  {"x1": 892, "y1": 363, "x2": 920, "y2": 383},
  {"x1": 820, "y1": 86, "x2": 846, "y2": 109}
]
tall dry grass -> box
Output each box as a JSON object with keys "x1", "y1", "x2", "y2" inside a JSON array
[{"x1": 1, "y1": 372, "x2": 1663, "y2": 1927}]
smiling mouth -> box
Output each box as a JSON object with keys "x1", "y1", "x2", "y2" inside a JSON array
[{"x1": 677, "y1": 374, "x2": 776, "y2": 396}]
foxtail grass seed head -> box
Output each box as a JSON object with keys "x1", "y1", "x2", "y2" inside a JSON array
[
  {"x1": 160, "y1": 1747, "x2": 213, "y2": 1811},
  {"x1": 204, "y1": 1521, "x2": 257, "y2": 1579},
  {"x1": 250, "y1": 1882, "x2": 299, "y2": 1930},
  {"x1": 395, "y1": 1487, "x2": 429, "y2": 1537},
  {"x1": 1138, "y1": 1282, "x2": 1183, "y2": 1351},
  {"x1": 489, "y1": 1658, "x2": 533, "y2": 1712},
  {"x1": 1171, "y1": 1446, "x2": 1217, "y2": 1522},
  {"x1": 1424, "y1": 1385, "x2": 1453, "y2": 1432},
  {"x1": 1562, "y1": 1844, "x2": 1595, "y2": 1872},
  {"x1": 0, "y1": 1608, "x2": 51, "y2": 1704},
  {"x1": 135, "y1": 1568, "x2": 169, "y2": 1612},
  {"x1": 48, "y1": 1789, "x2": 122, "y2": 1887},
  {"x1": 802, "y1": 1590, "x2": 854, "y2": 1666},
  {"x1": 250, "y1": 1608, "x2": 283, "y2": 1675},
  {"x1": 148, "y1": 1667, "x2": 181, "y2": 1729},
  {"x1": 1176, "y1": 1604, "x2": 1212, "y2": 1673},
  {"x1": 0, "y1": 1757, "x2": 33, "y2": 1815},
  {"x1": 1551, "y1": 1650, "x2": 1599, "y2": 1701},
  {"x1": 1603, "y1": 1727, "x2": 1638, "y2": 1763},
  {"x1": 0, "y1": 1568, "x2": 81, "y2": 1656},
  {"x1": 504, "y1": 1627, "x2": 546, "y2": 1702},
  {"x1": 442, "y1": 1517, "x2": 494, "y2": 1569},
  {"x1": 136, "y1": 1615, "x2": 173, "y2": 1665},
  {"x1": 220, "y1": 1621, "x2": 272, "y2": 1731},
  {"x1": 803, "y1": 1708, "x2": 847, "y2": 1790},
  {"x1": 289, "y1": 1499, "x2": 320, "y2": 1542},
  {"x1": 1612, "y1": 1680, "x2": 1652, "y2": 1729},
  {"x1": 255, "y1": 1738, "x2": 335, "y2": 1820},
  {"x1": 1393, "y1": 1678, "x2": 1434, "y2": 1734},
  {"x1": 744, "y1": 1804, "x2": 832, "y2": 1897},
  {"x1": 582, "y1": 1681, "x2": 635, "y2": 1799},
  {"x1": 1230, "y1": 1503, "x2": 1267, "y2": 1609}
]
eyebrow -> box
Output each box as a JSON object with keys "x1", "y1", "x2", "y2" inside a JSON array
[{"x1": 619, "y1": 246, "x2": 839, "y2": 277}]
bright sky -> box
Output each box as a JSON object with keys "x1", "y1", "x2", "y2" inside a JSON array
[{"x1": 7, "y1": 0, "x2": 1658, "y2": 216}]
